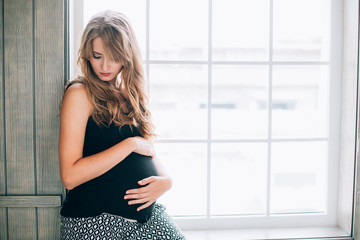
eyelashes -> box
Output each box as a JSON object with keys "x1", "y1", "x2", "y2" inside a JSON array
[{"x1": 92, "y1": 55, "x2": 101, "y2": 59}]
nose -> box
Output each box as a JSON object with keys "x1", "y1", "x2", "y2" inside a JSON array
[{"x1": 101, "y1": 58, "x2": 111, "y2": 71}]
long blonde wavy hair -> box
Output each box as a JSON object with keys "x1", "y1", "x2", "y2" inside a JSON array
[{"x1": 77, "y1": 10, "x2": 155, "y2": 138}]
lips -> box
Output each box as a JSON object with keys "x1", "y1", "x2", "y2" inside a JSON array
[{"x1": 100, "y1": 73, "x2": 111, "y2": 77}]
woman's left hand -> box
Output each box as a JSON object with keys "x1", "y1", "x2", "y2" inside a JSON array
[{"x1": 124, "y1": 176, "x2": 172, "y2": 211}]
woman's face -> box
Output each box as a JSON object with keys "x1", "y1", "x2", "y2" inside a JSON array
[{"x1": 89, "y1": 37, "x2": 123, "y2": 84}]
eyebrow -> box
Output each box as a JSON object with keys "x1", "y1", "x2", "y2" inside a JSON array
[{"x1": 92, "y1": 51, "x2": 103, "y2": 55}]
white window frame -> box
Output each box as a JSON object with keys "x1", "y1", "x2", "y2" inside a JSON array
[{"x1": 69, "y1": 0, "x2": 359, "y2": 237}]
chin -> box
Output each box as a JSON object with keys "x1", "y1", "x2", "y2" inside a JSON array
[{"x1": 98, "y1": 76, "x2": 115, "y2": 82}]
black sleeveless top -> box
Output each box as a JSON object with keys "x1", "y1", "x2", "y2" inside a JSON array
[{"x1": 60, "y1": 84, "x2": 159, "y2": 223}]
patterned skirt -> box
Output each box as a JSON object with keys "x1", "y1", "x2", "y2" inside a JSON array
[{"x1": 60, "y1": 204, "x2": 185, "y2": 240}]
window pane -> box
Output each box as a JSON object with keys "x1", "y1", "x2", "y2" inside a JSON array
[
  {"x1": 83, "y1": 0, "x2": 146, "y2": 59},
  {"x1": 156, "y1": 143, "x2": 207, "y2": 216},
  {"x1": 150, "y1": 0, "x2": 208, "y2": 60},
  {"x1": 270, "y1": 141, "x2": 327, "y2": 214},
  {"x1": 273, "y1": 0, "x2": 330, "y2": 61},
  {"x1": 212, "y1": 65, "x2": 268, "y2": 139},
  {"x1": 213, "y1": 0, "x2": 269, "y2": 61},
  {"x1": 211, "y1": 143, "x2": 267, "y2": 215},
  {"x1": 272, "y1": 65, "x2": 329, "y2": 138},
  {"x1": 149, "y1": 64, "x2": 208, "y2": 140}
]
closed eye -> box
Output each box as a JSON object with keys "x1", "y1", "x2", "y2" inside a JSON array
[{"x1": 93, "y1": 55, "x2": 101, "y2": 59}]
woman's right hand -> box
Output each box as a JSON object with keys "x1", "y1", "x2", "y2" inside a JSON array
[{"x1": 130, "y1": 136, "x2": 155, "y2": 158}]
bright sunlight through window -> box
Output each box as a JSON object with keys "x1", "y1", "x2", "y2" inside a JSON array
[{"x1": 70, "y1": 0, "x2": 342, "y2": 230}]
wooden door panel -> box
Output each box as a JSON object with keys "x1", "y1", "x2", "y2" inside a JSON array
[
  {"x1": 8, "y1": 208, "x2": 37, "y2": 240},
  {"x1": 4, "y1": 1, "x2": 37, "y2": 239},
  {"x1": 0, "y1": 0, "x2": 66, "y2": 239},
  {"x1": 34, "y1": 0, "x2": 66, "y2": 239},
  {"x1": 4, "y1": 0, "x2": 34, "y2": 194},
  {"x1": 0, "y1": 209, "x2": 7, "y2": 240},
  {"x1": 0, "y1": 0, "x2": 6, "y2": 238},
  {"x1": 0, "y1": 196, "x2": 61, "y2": 207},
  {"x1": 34, "y1": 0, "x2": 65, "y2": 197},
  {"x1": 38, "y1": 208, "x2": 61, "y2": 240},
  {"x1": 0, "y1": 196, "x2": 62, "y2": 239}
]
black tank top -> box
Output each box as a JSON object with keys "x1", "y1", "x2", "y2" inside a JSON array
[{"x1": 60, "y1": 83, "x2": 159, "y2": 223}]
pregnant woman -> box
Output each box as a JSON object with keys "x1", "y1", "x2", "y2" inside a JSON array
[{"x1": 58, "y1": 10, "x2": 185, "y2": 239}]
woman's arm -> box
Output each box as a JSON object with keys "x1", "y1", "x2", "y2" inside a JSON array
[
  {"x1": 58, "y1": 83, "x2": 154, "y2": 190},
  {"x1": 124, "y1": 155, "x2": 172, "y2": 211}
]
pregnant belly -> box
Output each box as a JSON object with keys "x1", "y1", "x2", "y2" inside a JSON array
[{"x1": 93, "y1": 153, "x2": 159, "y2": 222}]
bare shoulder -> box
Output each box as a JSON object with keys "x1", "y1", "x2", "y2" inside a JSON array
[
  {"x1": 61, "y1": 82, "x2": 92, "y2": 119},
  {"x1": 64, "y1": 82, "x2": 87, "y2": 98}
]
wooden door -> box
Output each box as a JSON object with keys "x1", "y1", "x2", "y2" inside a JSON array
[{"x1": 0, "y1": 0, "x2": 67, "y2": 239}]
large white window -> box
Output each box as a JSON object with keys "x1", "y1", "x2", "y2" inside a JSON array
[{"x1": 70, "y1": 0, "x2": 355, "y2": 235}]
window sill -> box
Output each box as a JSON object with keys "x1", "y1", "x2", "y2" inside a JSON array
[{"x1": 183, "y1": 227, "x2": 351, "y2": 240}]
